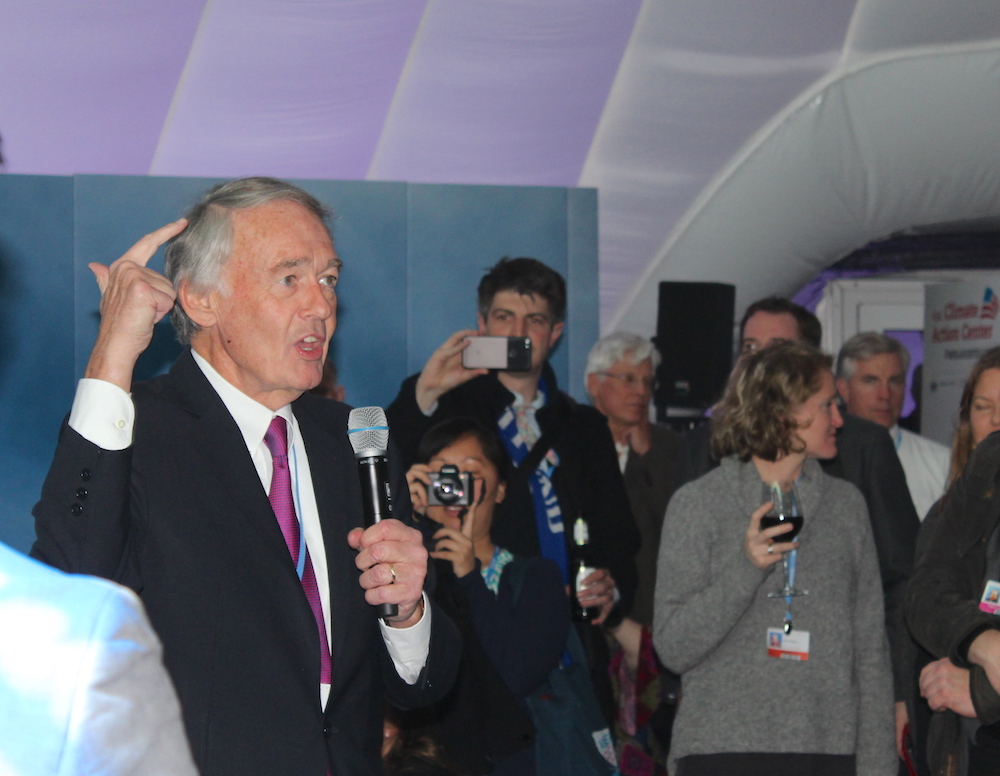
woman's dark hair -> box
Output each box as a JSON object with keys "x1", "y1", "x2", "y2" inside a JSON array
[
  {"x1": 416, "y1": 417, "x2": 511, "y2": 484},
  {"x1": 711, "y1": 341, "x2": 833, "y2": 462}
]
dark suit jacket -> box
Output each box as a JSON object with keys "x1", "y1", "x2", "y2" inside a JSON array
[
  {"x1": 676, "y1": 412, "x2": 919, "y2": 699},
  {"x1": 623, "y1": 423, "x2": 682, "y2": 627},
  {"x1": 31, "y1": 350, "x2": 460, "y2": 776}
]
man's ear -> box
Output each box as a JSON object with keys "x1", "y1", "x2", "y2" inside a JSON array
[
  {"x1": 476, "y1": 313, "x2": 488, "y2": 335},
  {"x1": 548, "y1": 321, "x2": 565, "y2": 349},
  {"x1": 835, "y1": 377, "x2": 850, "y2": 405},
  {"x1": 177, "y1": 281, "x2": 218, "y2": 329},
  {"x1": 495, "y1": 481, "x2": 507, "y2": 504}
]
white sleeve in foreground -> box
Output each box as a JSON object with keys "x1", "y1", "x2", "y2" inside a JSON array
[
  {"x1": 378, "y1": 592, "x2": 432, "y2": 684},
  {"x1": 67, "y1": 584, "x2": 198, "y2": 776},
  {"x1": 69, "y1": 379, "x2": 135, "y2": 451}
]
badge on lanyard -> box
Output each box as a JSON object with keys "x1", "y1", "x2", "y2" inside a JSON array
[
  {"x1": 980, "y1": 580, "x2": 1000, "y2": 614},
  {"x1": 766, "y1": 627, "x2": 810, "y2": 661}
]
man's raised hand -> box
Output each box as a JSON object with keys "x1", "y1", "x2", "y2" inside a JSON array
[
  {"x1": 85, "y1": 219, "x2": 188, "y2": 391},
  {"x1": 414, "y1": 329, "x2": 488, "y2": 413}
]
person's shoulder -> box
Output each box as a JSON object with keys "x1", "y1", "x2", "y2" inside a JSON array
[
  {"x1": 499, "y1": 553, "x2": 562, "y2": 592},
  {"x1": 552, "y1": 387, "x2": 611, "y2": 431},
  {"x1": 292, "y1": 393, "x2": 353, "y2": 439},
  {"x1": 817, "y1": 465, "x2": 866, "y2": 503},
  {"x1": 509, "y1": 553, "x2": 563, "y2": 579},
  {"x1": 669, "y1": 462, "x2": 727, "y2": 506},
  {"x1": 650, "y1": 422, "x2": 683, "y2": 448},
  {"x1": 902, "y1": 427, "x2": 950, "y2": 456},
  {"x1": 839, "y1": 412, "x2": 892, "y2": 443},
  {"x1": 295, "y1": 391, "x2": 351, "y2": 420},
  {"x1": 131, "y1": 369, "x2": 179, "y2": 407},
  {"x1": 1, "y1": 543, "x2": 141, "y2": 626}
]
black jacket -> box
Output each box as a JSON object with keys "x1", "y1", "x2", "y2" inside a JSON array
[
  {"x1": 623, "y1": 423, "x2": 682, "y2": 628},
  {"x1": 906, "y1": 430, "x2": 1000, "y2": 773}
]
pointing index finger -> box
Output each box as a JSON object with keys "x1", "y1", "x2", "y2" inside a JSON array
[{"x1": 123, "y1": 218, "x2": 188, "y2": 268}]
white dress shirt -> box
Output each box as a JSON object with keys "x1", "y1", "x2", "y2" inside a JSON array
[
  {"x1": 68, "y1": 352, "x2": 430, "y2": 707},
  {"x1": 891, "y1": 425, "x2": 951, "y2": 521}
]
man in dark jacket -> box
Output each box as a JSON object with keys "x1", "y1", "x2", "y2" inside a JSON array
[
  {"x1": 388, "y1": 258, "x2": 640, "y2": 625},
  {"x1": 388, "y1": 259, "x2": 640, "y2": 730}
]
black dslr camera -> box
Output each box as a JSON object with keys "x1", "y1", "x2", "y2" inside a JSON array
[{"x1": 427, "y1": 464, "x2": 474, "y2": 507}]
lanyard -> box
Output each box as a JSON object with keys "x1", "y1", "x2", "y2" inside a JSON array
[{"x1": 288, "y1": 429, "x2": 307, "y2": 580}]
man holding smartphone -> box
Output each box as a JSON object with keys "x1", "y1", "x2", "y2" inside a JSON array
[{"x1": 387, "y1": 258, "x2": 639, "y2": 657}]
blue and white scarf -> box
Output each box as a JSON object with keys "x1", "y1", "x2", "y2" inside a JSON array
[{"x1": 497, "y1": 381, "x2": 568, "y2": 582}]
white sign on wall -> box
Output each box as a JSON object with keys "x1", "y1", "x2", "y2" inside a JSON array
[{"x1": 923, "y1": 280, "x2": 1000, "y2": 445}]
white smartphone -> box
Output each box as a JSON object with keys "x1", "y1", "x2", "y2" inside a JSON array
[{"x1": 462, "y1": 336, "x2": 532, "y2": 370}]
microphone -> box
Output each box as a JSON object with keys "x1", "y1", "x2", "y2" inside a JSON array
[{"x1": 347, "y1": 407, "x2": 397, "y2": 620}]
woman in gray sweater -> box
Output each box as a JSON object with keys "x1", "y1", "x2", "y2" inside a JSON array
[{"x1": 654, "y1": 343, "x2": 895, "y2": 776}]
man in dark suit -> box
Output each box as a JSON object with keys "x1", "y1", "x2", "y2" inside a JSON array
[{"x1": 31, "y1": 177, "x2": 460, "y2": 776}]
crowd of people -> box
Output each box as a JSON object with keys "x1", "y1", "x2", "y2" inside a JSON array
[{"x1": 2, "y1": 175, "x2": 1000, "y2": 776}]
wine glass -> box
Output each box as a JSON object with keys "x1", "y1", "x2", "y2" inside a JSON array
[{"x1": 760, "y1": 481, "x2": 807, "y2": 630}]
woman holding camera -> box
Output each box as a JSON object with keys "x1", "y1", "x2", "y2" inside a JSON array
[
  {"x1": 399, "y1": 417, "x2": 570, "y2": 776},
  {"x1": 654, "y1": 342, "x2": 895, "y2": 775}
]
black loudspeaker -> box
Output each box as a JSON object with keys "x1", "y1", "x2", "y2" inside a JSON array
[{"x1": 653, "y1": 282, "x2": 735, "y2": 425}]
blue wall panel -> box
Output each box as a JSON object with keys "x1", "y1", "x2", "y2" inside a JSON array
[
  {"x1": 0, "y1": 175, "x2": 75, "y2": 552},
  {"x1": 405, "y1": 183, "x2": 573, "y2": 391},
  {"x1": 0, "y1": 174, "x2": 596, "y2": 554}
]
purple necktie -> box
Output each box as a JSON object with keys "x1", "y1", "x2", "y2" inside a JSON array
[{"x1": 264, "y1": 416, "x2": 332, "y2": 684}]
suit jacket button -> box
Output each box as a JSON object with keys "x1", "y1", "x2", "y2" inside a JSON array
[
  {"x1": 76, "y1": 487, "x2": 88, "y2": 499},
  {"x1": 323, "y1": 725, "x2": 334, "y2": 738},
  {"x1": 70, "y1": 503, "x2": 84, "y2": 516},
  {"x1": 80, "y1": 469, "x2": 92, "y2": 482}
]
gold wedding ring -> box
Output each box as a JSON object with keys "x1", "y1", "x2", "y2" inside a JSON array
[{"x1": 389, "y1": 563, "x2": 397, "y2": 584}]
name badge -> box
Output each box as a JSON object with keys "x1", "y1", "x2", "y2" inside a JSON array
[
  {"x1": 766, "y1": 627, "x2": 810, "y2": 661},
  {"x1": 980, "y1": 580, "x2": 1000, "y2": 614}
]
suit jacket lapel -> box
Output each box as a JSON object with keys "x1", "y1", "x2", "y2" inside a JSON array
[{"x1": 165, "y1": 351, "x2": 304, "y2": 582}]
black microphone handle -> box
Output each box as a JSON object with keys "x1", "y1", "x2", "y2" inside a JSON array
[{"x1": 356, "y1": 454, "x2": 399, "y2": 620}]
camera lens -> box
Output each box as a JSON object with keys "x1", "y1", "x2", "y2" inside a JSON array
[{"x1": 432, "y1": 465, "x2": 466, "y2": 506}]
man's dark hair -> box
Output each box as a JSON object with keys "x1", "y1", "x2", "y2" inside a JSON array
[
  {"x1": 477, "y1": 257, "x2": 566, "y2": 324},
  {"x1": 739, "y1": 296, "x2": 822, "y2": 348}
]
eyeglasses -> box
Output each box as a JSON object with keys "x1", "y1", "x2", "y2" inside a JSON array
[{"x1": 596, "y1": 372, "x2": 656, "y2": 391}]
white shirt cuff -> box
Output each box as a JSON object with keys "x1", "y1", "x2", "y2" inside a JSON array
[
  {"x1": 379, "y1": 592, "x2": 432, "y2": 685},
  {"x1": 69, "y1": 378, "x2": 135, "y2": 450}
]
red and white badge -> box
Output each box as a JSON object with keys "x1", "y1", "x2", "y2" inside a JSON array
[
  {"x1": 980, "y1": 580, "x2": 1000, "y2": 614},
  {"x1": 766, "y1": 627, "x2": 810, "y2": 661}
]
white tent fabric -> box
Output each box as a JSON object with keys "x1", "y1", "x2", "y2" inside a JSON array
[
  {"x1": 612, "y1": 0, "x2": 1000, "y2": 337},
  {"x1": 1, "y1": 0, "x2": 998, "y2": 336}
]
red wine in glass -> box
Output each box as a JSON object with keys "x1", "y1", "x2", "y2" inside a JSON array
[{"x1": 761, "y1": 481, "x2": 807, "y2": 599}]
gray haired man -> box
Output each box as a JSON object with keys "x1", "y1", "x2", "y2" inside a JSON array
[{"x1": 836, "y1": 331, "x2": 950, "y2": 520}]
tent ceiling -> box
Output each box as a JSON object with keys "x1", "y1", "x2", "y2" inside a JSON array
[{"x1": 1, "y1": 0, "x2": 997, "y2": 337}]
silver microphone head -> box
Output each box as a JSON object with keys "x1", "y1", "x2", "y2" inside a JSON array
[{"x1": 347, "y1": 406, "x2": 389, "y2": 458}]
